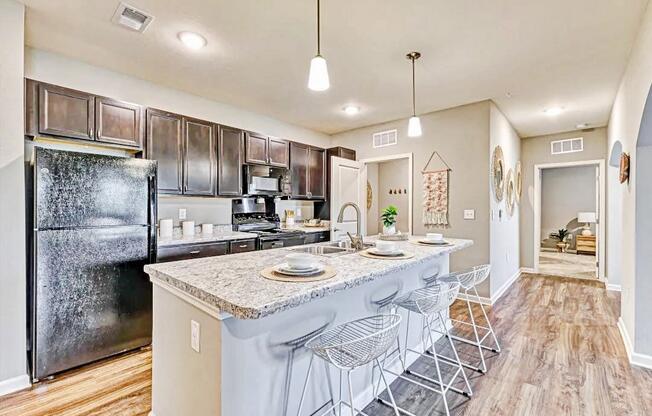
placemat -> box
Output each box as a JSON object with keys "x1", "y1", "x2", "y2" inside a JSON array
[
  {"x1": 358, "y1": 250, "x2": 415, "y2": 260},
  {"x1": 409, "y1": 240, "x2": 454, "y2": 247},
  {"x1": 260, "y1": 265, "x2": 336, "y2": 283}
]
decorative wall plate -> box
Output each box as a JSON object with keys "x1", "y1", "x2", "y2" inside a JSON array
[
  {"x1": 506, "y1": 168, "x2": 515, "y2": 216},
  {"x1": 366, "y1": 181, "x2": 373, "y2": 209},
  {"x1": 492, "y1": 146, "x2": 505, "y2": 201},
  {"x1": 515, "y1": 161, "x2": 522, "y2": 203}
]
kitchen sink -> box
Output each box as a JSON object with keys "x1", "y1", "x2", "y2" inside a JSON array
[
  {"x1": 290, "y1": 245, "x2": 354, "y2": 256},
  {"x1": 326, "y1": 240, "x2": 375, "y2": 250}
]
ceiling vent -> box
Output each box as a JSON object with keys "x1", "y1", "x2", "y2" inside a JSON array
[
  {"x1": 372, "y1": 129, "x2": 398, "y2": 148},
  {"x1": 111, "y1": 2, "x2": 154, "y2": 33},
  {"x1": 551, "y1": 137, "x2": 583, "y2": 155}
]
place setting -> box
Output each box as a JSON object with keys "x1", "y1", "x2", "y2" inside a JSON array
[
  {"x1": 260, "y1": 253, "x2": 336, "y2": 283},
  {"x1": 359, "y1": 240, "x2": 414, "y2": 260},
  {"x1": 411, "y1": 233, "x2": 453, "y2": 247}
]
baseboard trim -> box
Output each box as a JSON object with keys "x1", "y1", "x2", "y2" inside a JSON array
[
  {"x1": 617, "y1": 317, "x2": 652, "y2": 370},
  {"x1": 607, "y1": 283, "x2": 622, "y2": 291},
  {"x1": 0, "y1": 374, "x2": 31, "y2": 397},
  {"x1": 520, "y1": 267, "x2": 536, "y2": 274},
  {"x1": 456, "y1": 268, "x2": 523, "y2": 306}
]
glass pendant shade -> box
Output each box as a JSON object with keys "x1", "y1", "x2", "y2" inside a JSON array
[
  {"x1": 407, "y1": 116, "x2": 422, "y2": 137},
  {"x1": 308, "y1": 55, "x2": 330, "y2": 91}
]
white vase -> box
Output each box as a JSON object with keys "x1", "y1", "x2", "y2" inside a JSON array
[{"x1": 383, "y1": 224, "x2": 396, "y2": 235}]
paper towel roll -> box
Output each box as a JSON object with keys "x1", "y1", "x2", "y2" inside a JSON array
[
  {"x1": 159, "y1": 219, "x2": 173, "y2": 238},
  {"x1": 182, "y1": 221, "x2": 195, "y2": 236}
]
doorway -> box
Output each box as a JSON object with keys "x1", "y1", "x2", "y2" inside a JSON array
[
  {"x1": 360, "y1": 154, "x2": 413, "y2": 236},
  {"x1": 533, "y1": 160, "x2": 606, "y2": 280}
]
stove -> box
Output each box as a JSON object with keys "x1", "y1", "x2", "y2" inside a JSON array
[{"x1": 232, "y1": 197, "x2": 305, "y2": 250}]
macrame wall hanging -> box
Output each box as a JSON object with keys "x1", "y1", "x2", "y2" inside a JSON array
[{"x1": 422, "y1": 151, "x2": 451, "y2": 228}]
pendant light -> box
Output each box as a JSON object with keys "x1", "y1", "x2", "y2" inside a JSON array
[
  {"x1": 308, "y1": 0, "x2": 330, "y2": 91},
  {"x1": 406, "y1": 52, "x2": 422, "y2": 137}
]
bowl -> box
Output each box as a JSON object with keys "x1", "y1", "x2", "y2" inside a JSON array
[
  {"x1": 285, "y1": 253, "x2": 316, "y2": 269},
  {"x1": 426, "y1": 233, "x2": 443, "y2": 242},
  {"x1": 375, "y1": 240, "x2": 398, "y2": 253}
]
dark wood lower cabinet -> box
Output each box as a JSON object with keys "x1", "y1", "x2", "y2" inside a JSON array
[
  {"x1": 183, "y1": 117, "x2": 216, "y2": 196},
  {"x1": 229, "y1": 239, "x2": 256, "y2": 253},
  {"x1": 157, "y1": 241, "x2": 229, "y2": 263}
]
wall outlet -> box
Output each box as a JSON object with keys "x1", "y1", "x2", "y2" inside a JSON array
[
  {"x1": 296, "y1": 208, "x2": 302, "y2": 217},
  {"x1": 179, "y1": 208, "x2": 187, "y2": 220},
  {"x1": 190, "y1": 320, "x2": 200, "y2": 353},
  {"x1": 463, "y1": 209, "x2": 476, "y2": 220}
]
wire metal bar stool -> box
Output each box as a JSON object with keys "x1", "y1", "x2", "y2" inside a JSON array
[
  {"x1": 297, "y1": 314, "x2": 402, "y2": 416},
  {"x1": 379, "y1": 282, "x2": 472, "y2": 416},
  {"x1": 434, "y1": 264, "x2": 500, "y2": 374}
]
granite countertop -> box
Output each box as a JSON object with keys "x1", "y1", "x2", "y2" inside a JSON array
[
  {"x1": 145, "y1": 237, "x2": 473, "y2": 319},
  {"x1": 280, "y1": 222, "x2": 330, "y2": 233},
  {"x1": 157, "y1": 225, "x2": 257, "y2": 247}
]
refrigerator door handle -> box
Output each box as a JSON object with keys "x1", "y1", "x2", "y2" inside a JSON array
[{"x1": 148, "y1": 173, "x2": 158, "y2": 263}]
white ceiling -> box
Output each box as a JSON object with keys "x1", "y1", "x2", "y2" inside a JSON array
[{"x1": 21, "y1": 0, "x2": 648, "y2": 137}]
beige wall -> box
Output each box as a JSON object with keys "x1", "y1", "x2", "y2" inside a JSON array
[
  {"x1": 607, "y1": 0, "x2": 652, "y2": 355},
  {"x1": 489, "y1": 103, "x2": 521, "y2": 296},
  {"x1": 520, "y1": 128, "x2": 607, "y2": 268},
  {"x1": 0, "y1": 0, "x2": 28, "y2": 392},
  {"x1": 331, "y1": 101, "x2": 491, "y2": 292},
  {"x1": 378, "y1": 159, "x2": 410, "y2": 233},
  {"x1": 366, "y1": 163, "x2": 379, "y2": 234},
  {"x1": 541, "y1": 166, "x2": 596, "y2": 250}
]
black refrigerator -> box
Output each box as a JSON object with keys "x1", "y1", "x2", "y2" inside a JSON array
[{"x1": 28, "y1": 147, "x2": 157, "y2": 381}]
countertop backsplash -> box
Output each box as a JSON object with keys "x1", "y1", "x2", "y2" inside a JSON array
[{"x1": 158, "y1": 196, "x2": 233, "y2": 226}]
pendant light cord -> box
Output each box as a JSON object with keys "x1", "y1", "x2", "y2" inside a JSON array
[
  {"x1": 316, "y1": 0, "x2": 321, "y2": 55},
  {"x1": 411, "y1": 57, "x2": 416, "y2": 117}
]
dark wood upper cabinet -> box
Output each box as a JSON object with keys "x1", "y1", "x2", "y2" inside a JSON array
[
  {"x1": 307, "y1": 147, "x2": 326, "y2": 199},
  {"x1": 245, "y1": 132, "x2": 268, "y2": 165},
  {"x1": 95, "y1": 96, "x2": 143, "y2": 148},
  {"x1": 289, "y1": 142, "x2": 309, "y2": 198},
  {"x1": 183, "y1": 117, "x2": 216, "y2": 196},
  {"x1": 328, "y1": 146, "x2": 356, "y2": 161},
  {"x1": 268, "y1": 137, "x2": 290, "y2": 168},
  {"x1": 38, "y1": 83, "x2": 95, "y2": 141},
  {"x1": 146, "y1": 109, "x2": 183, "y2": 194},
  {"x1": 218, "y1": 126, "x2": 244, "y2": 196}
]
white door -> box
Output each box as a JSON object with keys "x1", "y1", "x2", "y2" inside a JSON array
[
  {"x1": 330, "y1": 157, "x2": 367, "y2": 241},
  {"x1": 595, "y1": 165, "x2": 600, "y2": 278}
]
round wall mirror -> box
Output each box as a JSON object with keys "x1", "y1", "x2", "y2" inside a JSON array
[
  {"x1": 506, "y1": 169, "x2": 515, "y2": 216},
  {"x1": 492, "y1": 146, "x2": 505, "y2": 201},
  {"x1": 515, "y1": 161, "x2": 522, "y2": 203}
]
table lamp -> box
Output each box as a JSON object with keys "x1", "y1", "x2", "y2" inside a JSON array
[{"x1": 578, "y1": 212, "x2": 596, "y2": 236}]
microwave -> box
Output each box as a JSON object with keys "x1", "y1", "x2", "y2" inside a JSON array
[{"x1": 245, "y1": 165, "x2": 291, "y2": 196}]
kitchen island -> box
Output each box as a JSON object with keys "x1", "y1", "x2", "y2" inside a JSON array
[{"x1": 144, "y1": 237, "x2": 472, "y2": 416}]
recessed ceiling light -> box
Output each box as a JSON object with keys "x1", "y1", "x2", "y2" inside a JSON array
[
  {"x1": 342, "y1": 105, "x2": 360, "y2": 116},
  {"x1": 178, "y1": 31, "x2": 207, "y2": 50},
  {"x1": 544, "y1": 107, "x2": 564, "y2": 116},
  {"x1": 576, "y1": 123, "x2": 590, "y2": 129}
]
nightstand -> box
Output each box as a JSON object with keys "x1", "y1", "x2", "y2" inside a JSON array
[{"x1": 576, "y1": 235, "x2": 596, "y2": 255}]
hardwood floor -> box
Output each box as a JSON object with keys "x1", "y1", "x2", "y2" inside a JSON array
[
  {"x1": 0, "y1": 348, "x2": 151, "y2": 416},
  {"x1": 1, "y1": 273, "x2": 649, "y2": 416}
]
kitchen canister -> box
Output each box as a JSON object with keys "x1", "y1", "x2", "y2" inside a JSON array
[
  {"x1": 159, "y1": 219, "x2": 173, "y2": 238},
  {"x1": 201, "y1": 223, "x2": 214, "y2": 235},
  {"x1": 182, "y1": 221, "x2": 195, "y2": 236}
]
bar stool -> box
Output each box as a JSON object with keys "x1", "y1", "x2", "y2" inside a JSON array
[
  {"x1": 380, "y1": 282, "x2": 472, "y2": 416},
  {"x1": 436, "y1": 264, "x2": 500, "y2": 374},
  {"x1": 297, "y1": 314, "x2": 402, "y2": 416}
]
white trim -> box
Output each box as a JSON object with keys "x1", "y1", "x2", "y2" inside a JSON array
[
  {"x1": 520, "y1": 267, "x2": 536, "y2": 274},
  {"x1": 360, "y1": 153, "x2": 414, "y2": 235},
  {"x1": 0, "y1": 374, "x2": 31, "y2": 397},
  {"x1": 607, "y1": 283, "x2": 622, "y2": 291},
  {"x1": 533, "y1": 159, "x2": 606, "y2": 281},
  {"x1": 618, "y1": 317, "x2": 652, "y2": 370},
  {"x1": 150, "y1": 277, "x2": 232, "y2": 321},
  {"x1": 456, "y1": 269, "x2": 523, "y2": 306}
]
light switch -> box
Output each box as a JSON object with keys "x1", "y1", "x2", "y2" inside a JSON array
[
  {"x1": 296, "y1": 208, "x2": 302, "y2": 217},
  {"x1": 191, "y1": 320, "x2": 200, "y2": 353},
  {"x1": 179, "y1": 208, "x2": 187, "y2": 220},
  {"x1": 464, "y1": 209, "x2": 475, "y2": 220}
]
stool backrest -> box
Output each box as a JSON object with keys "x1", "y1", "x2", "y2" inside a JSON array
[
  {"x1": 447, "y1": 264, "x2": 491, "y2": 289},
  {"x1": 400, "y1": 281, "x2": 460, "y2": 316}
]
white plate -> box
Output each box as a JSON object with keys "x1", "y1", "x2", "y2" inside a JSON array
[
  {"x1": 275, "y1": 263, "x2": 324, "y2": 276},
  {"x1": 282, "y1": 263, "x2": 318, "y2": 271},
  {"x1": 368, "y1": 248, "x2": 404, "y2": 257},
  {"x1": 419, "y1": 239, "x2": 449, "y2": 246}
]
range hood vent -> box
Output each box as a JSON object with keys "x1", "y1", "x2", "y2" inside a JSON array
[{"x1": 111, "y1": 2, "x2": 154, "y2": 33}]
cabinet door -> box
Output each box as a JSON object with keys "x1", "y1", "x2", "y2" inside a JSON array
[
  {"x1": 183, "y1": 117, "x2": 217, "y2": 196},
  {"x1": 146, "y1": 109, "x2": 183, "y2": 194},
  {"x1": 95, "y1": 96, "x2": 143, "y2": 148},
  {"x1": 268, "y1": 137, "x2": 289, "y2": 168},
  {"x1": 290, "y1": 142, "x2": 309, "y2": 198},
  {"x1": 218, "y1": 126, "x2": 244, "y2": 196},
  {"x1": 38, "y1": 83, "x2": 94, "y2": 140},
  {"x1": 308, "y1": 147, "x2": 326, "y2": 199},
  {"x1": 245, "y1": 132, "x2": 268, "y2": 164}
]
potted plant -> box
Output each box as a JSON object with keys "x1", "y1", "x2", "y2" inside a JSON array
[
  {"x1": 550, "y1": 228, "x2": 570, "y2": 253},
  {"x1": 381, "y1": 205, "x2": 398, "y2": 235}
]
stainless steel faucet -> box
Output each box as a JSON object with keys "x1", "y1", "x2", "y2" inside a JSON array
[{"x1": 337, "y1": 202, "x2": 364, "y2": 249}]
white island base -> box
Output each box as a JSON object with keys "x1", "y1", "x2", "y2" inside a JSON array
[{"x1": 147, "y1": 241, "x2": 470, "y2": 416}]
